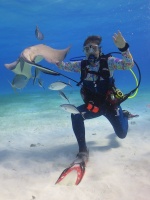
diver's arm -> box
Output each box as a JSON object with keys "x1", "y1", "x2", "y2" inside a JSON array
[
  {"x1": 108, "y1": 49, "x2": 134, "y2": 70},
  {"x1": 108, "y1": 30, "x2": 134, "y2": 70},
  {"x1": 55, "y1": 61, "x2": 81, "y2": 72}
]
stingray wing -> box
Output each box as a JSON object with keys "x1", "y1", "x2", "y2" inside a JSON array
[
  {"x1": 5, "y1": 59, "x2": 20, "y2": 70},
  {"x1": 4, "y1": 44, "x2": 70, "y2": 78},
  {"x1": 20, "y1": 44, "x2": 71, "y2": 64},
  {"x1": 5, "y1": 59, "x2": 32, "y2": 79}
]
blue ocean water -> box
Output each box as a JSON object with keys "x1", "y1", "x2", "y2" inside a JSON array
[
  {"x1": 0, "y1": 0, "x2": 150, "y2": 95},
  {"x1": 0, "y1": 1, "x2": 150, "y2": 200},
  {"x1": 0, "y1": 0, "x2": 150, "y2": 158}
]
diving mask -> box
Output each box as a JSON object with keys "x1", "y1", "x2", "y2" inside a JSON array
[{"x1": 83, "y1": 44, "x2": 99, "y2": 54}]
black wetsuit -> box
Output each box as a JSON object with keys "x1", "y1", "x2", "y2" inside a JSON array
[{"x1": 71, "y1": 79, "x2": 128, "y2": 152}]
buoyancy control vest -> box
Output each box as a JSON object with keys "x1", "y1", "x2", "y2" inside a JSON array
[
  {"x1": 78, "y1": 53, "x2": 124, "y2": 113},
  {"x1": 77, "y1": 53, "x2": 112, "y2": 86}
]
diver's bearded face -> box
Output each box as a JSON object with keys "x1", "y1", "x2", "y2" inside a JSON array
[{"x1": 83, "y1": 43, "x2": 100, "y2": 63}]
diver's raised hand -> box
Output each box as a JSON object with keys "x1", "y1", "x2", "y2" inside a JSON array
[{"x1": 113, "y1": 31, "x2": 126, "y2": 48}]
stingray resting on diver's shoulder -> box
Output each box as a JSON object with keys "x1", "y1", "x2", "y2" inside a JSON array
[{"x1": 4, "y1": 44, "x2": 71, "y2": 78}]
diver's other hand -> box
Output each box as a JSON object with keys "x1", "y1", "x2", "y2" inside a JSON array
[
  {"x1": 112, "y1": 30, "x2": 126, "y2": 48},
  {"x1": 55, "y1": 61, "x2": 62, "y2": 67}
]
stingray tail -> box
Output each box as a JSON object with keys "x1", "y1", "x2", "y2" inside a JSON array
[{"x1": 7, "y1": 80, "x2": 16, "y2": 93}]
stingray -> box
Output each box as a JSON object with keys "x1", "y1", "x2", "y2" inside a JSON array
[
  {"x1": 4, "y1": 44, "x2": 71, "y2": 78},
  {"x1": 5, "y1": 59, "x2": 33, "y2": 79}
]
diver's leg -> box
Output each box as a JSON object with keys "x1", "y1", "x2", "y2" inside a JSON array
[
  {"x1": 71, "y1": 104, "x2": 101, "y2": 152},
  {"x1": 104, "y1": 105, "x2": 128, "y2": 139}
]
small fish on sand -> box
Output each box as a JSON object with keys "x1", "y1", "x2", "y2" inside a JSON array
[
  {"x1": 35, "y1": 25, "x2": 44, "y2": 40},
  {"x1": 59, "y1": 90, "x2": 70, "y2": 103},
  {"x1": 48, "y1": 81, "x2": 72, "y2": 90}
]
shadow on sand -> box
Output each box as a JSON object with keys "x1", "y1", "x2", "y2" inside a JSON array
[{"x1": 0, "y1": 133, "x2": 121, "y2": 165}]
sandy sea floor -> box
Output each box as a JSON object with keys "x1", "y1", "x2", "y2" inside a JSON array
[{"x1": 0, "y1": 89, "x2": 150, "y2": 200}]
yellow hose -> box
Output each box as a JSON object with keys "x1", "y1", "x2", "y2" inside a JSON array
[{"x1": 128, "y1": 69, "x2": 138, "y2": 99}]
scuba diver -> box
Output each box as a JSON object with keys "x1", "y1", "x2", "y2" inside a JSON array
[{"x1": 55, "y1": 30, "x2": 139, "y2": 162}]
